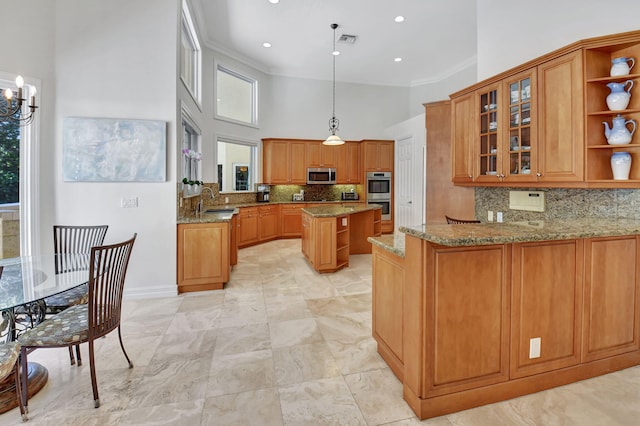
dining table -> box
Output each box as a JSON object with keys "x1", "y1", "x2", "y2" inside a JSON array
[{"x1": 0, "y1": 254, "x2": 89, "y2": 414}]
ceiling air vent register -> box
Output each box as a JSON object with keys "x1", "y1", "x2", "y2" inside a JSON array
[{"x1": 338, "y1": 34, "x2": 358, "y2": 44}]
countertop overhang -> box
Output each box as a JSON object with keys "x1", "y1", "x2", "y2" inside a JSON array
[
  {"x1": 400, "y1": 218, "x2": 640, "y2": 247},
  {"x1": 301, "y1": 204, "x2": 381, "y2": 218}
]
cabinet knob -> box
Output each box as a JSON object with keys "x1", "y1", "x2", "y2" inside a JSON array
[{"x1": 536, "y1": 172, "x2": 542, "y2": 177}]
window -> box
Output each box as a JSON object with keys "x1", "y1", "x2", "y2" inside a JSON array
[
  {"x1": 215, "y1": 65, "x2": 258, "y2": 127},
  {"x1": 181, "y1": 109, "x2": 201, "y2": 185},
  {"x1": 180, "y1": 0, "x2": 201, "y2": 103},
  {"x1": 217, "y1": 138, "x2": 258, "y2": 193}
]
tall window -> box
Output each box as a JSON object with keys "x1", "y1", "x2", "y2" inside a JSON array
[
  {"x1": 217, "y1": 138, "x2": 257, "y2": 192},
  {"x1": 180, "y1": 0, "x2": 201, "y2": 103},
  {"x1": 0, "y1": 109, "x2": 19, "y2": 204},
  {"x1": 181, "y1": 115, "x2": 201, "y2": 185},
  {"x1": 215, "y1": 65, "x2": 258, "y2": 127}
]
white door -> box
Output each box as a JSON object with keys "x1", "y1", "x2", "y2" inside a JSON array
[{"x1": 395, "y1": 135, "x2": 424, "y2": 230}]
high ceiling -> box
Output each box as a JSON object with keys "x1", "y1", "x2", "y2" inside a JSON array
[{"x1": 190, "y1": 0, "x2": 477, "y2": 87}]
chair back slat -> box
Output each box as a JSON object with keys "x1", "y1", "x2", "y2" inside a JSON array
[
  {"x1": 87, "y1": 234, "x2": 136, "y2": 339},
  {"x1": 53, "y1": 225, "x2": 108, "y2": 274}
]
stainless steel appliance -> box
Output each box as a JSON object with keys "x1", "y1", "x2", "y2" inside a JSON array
[
  {"x1": 366, "y1": 171, "x2": 392, "y2": 221},
  {"x1": 341, "y1": 191, "x2": 359, "y2": 201},
  {"x1": 256, "y1": 184, "x2": 270, "y2": 202},
  {"x1": 307, "y1": 167, "x2": 336, "y2": 184}
]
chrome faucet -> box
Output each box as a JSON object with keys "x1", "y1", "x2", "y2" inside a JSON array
[{"x1": 195, "y1": 186, "x2": 215, "y2": 215}]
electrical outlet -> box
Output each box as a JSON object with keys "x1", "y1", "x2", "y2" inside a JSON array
[
  {"x1": 342, "y1": 217, "x2": 348, "y2": 226},
  {"x1": 497, "y1": 211, "x2": 503, "y2": 222},
  {"x1": 121, "y1": 197, "x2": 138, "y2": 208},
  {"x1": 529, "y1": 337, "x2": 541, "y2": 359},
  {"x1": 488, "y1": 210, "x2": 494, "y2": 222}
]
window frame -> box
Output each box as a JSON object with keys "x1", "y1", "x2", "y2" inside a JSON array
[
  {"x1": 214, "y1": 63, "x2": 259, "y2": 128},
  {"x1": 181, "y1": 104, "x2": 201, "y2": 188},
  {"x1": 180, "y1": 0, "x2": 201, "y2": 106},
  {"x1": 216, "y1": 135, "x2": 259, "y2": 193}
]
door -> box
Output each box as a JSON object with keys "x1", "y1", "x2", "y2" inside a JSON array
[{"x1": 395, "y1": 134, "x2": 424, "y2": 229}]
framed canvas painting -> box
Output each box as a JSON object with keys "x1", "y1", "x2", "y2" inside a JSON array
[{"x1": 63, "y1": 117, "x2": 167, "y2": 182}]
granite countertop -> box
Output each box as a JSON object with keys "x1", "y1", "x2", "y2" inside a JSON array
[
  {"x1": 301, "y1": 204, "x2": 381, "y2": 218},
  {"x1": 368, "y1": 233, "x2": 405, "y2": 258},
  {"x1": 399, "y1": 218, "x2": 640, "y2": 247},
  {"x1": 177, "y1": 208, "x2": 239, "y2": 224}
]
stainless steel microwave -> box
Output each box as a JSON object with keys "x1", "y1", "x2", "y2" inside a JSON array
[{"x1": 307, "y1": 168, "x2": 336, "y2": 184}]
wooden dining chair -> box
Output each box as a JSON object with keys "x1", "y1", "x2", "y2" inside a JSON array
[
  {"x1": 0, "y1": 329, "x2": 28, "y2": 421},
  {"x1": 45, "y1": 225, "x2": 108, "y2": 366},
  {"x1": 19, "y1": 234, "x2": 136, "y2": 410},
  {"x1": 445, "y1": 215, "x2": 481, "y2": 224}
]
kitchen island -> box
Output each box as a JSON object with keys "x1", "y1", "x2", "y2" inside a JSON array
[
  {"x1": 370, "y1": 219, "x2": 640, "y2": 419},
  {"x1": 301, "y1": 204, "x2": 382, "y2": 273}
]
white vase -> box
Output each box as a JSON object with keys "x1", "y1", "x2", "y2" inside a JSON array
[{"x1": 611, "y1": 152, "x2": 632, "y2": 180}]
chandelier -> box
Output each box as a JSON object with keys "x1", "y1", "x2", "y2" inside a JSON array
[
  {"x1": 1, "y1": 75, "x2": 38, "y2": 126},
  {"x1": 323, "y1": 23, "x2": 344, "y2": 146}
]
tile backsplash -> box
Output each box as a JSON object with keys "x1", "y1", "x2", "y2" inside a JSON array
[{"x1": 475, "y1": 187, "x2": 640, "y2": 222}]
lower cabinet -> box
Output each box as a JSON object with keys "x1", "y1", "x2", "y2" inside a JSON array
[
  {"x1": 177, "y1": 222, "x2": 230, "y2": 293},
  {"x1": 258, "y1": 205, "x2": 280, "y2": 242},
  {"x1": 510, "y1": 239, "x2": 583, "y2": 378},
  {"x1": 281, "y1": 204, "x2": 305, "y2": 237},
  {"x1": 238, "y1": 207, "x2": 259, "y2": 248},
  {"x1": 301, "y1": 212, "x2": 349, "y2": 273}
]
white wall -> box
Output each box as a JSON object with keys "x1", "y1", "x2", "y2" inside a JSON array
[
  {"x1": 409, "y1": 63, "x2": 478, "y2": 115},
  {"x1": 477, "y1": 0, "x2": 640, "y2": 79},
  {"x1": 53, "y1": 0, "x2": 179, "y2": 297}
]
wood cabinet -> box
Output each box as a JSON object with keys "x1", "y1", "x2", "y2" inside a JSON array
[
  {"x1": 301, "y1": 212, "x2": 314, "y2": 263},
  {"x1": 451, "y1": 93, "x2": 475, "y2": 183},
  {"x1": 584, "y1": 36, "x2": 640, "y2": 185},
  {"x1": 362, "y1": 140, "x2": 394, "y2": 172},
  {"x1": 537, "y1": 49, "x2": 584, "y2": 182},
  {"x1": 510, "y1": 239, "x2": 583, "y2": 378},
  {"x1": 372, "y1": 244, "x2": 405, "y2": 380},
  {"x1": 306, "y1": 141, "x2": 338, "y2": 168},
  {"x1": 336, "y1": 142, "x2": 361, "y2": 183},
  {"x1": 450, "y1": 29, "x2": 640, "y2": 188},
  {"x1": 177, "y1": 223, "x2": 230, "y2": 293},
  {"x1": 583, "y1": 236, "x2": 640, "y2": 361},
  {"x1": 281, "y1": 203, "x2": 305, "y2": 237},
  {"x1": 301, "y1": 215, "x2": 348, "y2": 273},
  {"x1": 237, "y1": 207, "x2": 259, "y2": 248},
  {"x1": 258, "y1": 204, "x2": 280, "y2": 242},
  {"x1": 262, "y1": 139, "x2": 307, "y2": 184}
]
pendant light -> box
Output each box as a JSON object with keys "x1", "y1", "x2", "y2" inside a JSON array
[{"x1": 323, "y1": 23, "x2": 344, "y2": 146}]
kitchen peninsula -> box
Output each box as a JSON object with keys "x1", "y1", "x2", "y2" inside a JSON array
[
  {"x1": 301, "y1": 204, "x2": 382, "y2": 273},
  {"x1": 370, "y1": 219, "x2": 640, "y2": 420}
]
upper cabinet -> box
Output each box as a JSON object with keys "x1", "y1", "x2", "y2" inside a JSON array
[
  {"x1": 362, "y1": 140, "x2": 394, "y2": 172},
  {"x1": 307, "y1": 142, "x2": 338, "y2": 168},
  {"x1": 262, "y1": 139, "x2": 307, "y2": 184},
  {"x1": 451, "y1": 29, "x2": 640, "y2": 188},
  {"x1": 336, "y1": 142, "x2": 361, "y2": 184}
]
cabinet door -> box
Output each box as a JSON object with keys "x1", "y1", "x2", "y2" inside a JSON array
[
  {"x1": 281, "y1": 204, "x2": 305, "y2": 237},
  {"x1": 502, "y1": 70, "x2": 537, "y2": 182},
  {"x1": 177, "y1": 223, "x2": 229, "y2": 291},
  {"x1": 423, "y1": 243, "x2": 510, "y2": 396},
  {"x1": 337, "y1": 142, "x2": 361, "y2": 183},
  {"x1": 538, "y1": 50, "x2": 584, "y2": 182},
  {"x1": 511, "y1": 240, "x2": 583, "y2": 379},
  {"x1": 259, "y1": 205, "x2": 280, "y2": 241},
  {"x1": 314, "y1": 218, "x2": 337, "y2": 271},
  {"x1": 583, "y1": 236, "x2": 640, "y2": 362},
  {"x1": 263, "y1": 140, "x2": 289, "y2": 184},
  {"x1": 474, "y1": 83, "x2": 502, "y2": 183},
  {"x1": 290, "y1": 141, "x2": 307, "y2": 184},
  {"x1": 238, "y1": 208, "x2": 259, "y2": 247},
  {"x1": 451, "y1": 93, "x2": 476, "y2": 183},
  {"x1": 378, "y1": 141, "x2": 394, "y2": 171},
  {"x1": 362, "y1": 141, "x2": 379, "y2": 171},
  {"x1": 306, "y1": 142, "x2": 323, "y2": 167},
  {"x1": 301, "y1": 213, "x2": 313, "y2": 262}
]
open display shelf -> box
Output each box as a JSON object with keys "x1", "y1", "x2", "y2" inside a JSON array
[
  {"x1": 336, "y1": 216, "x2": 349, "y2": 269},
  {"x1": 585, "y1": 42, "x2": 640, "y2": 183}
]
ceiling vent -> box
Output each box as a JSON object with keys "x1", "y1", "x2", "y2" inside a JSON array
[{"x1": 338, "y1": 34, "x2": 357, "y2": 44}]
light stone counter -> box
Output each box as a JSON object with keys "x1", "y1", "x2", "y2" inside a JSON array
[
  {"x1": 368, "y1": 233, "x2": 405, "y2": 258},
  {"x1": 177, "y1": 208, "x2": 238, "y2": 224},
  {"x1": 301, "y1": 204, "x2": 381, "y2": 218},
  {"x1": 399, "y1": 218, "x2": 640, "y2": 247}
]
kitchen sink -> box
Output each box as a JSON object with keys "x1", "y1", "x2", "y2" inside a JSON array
[{"x1": 204, "y1": 208, "x2": 236, "y2": 214}]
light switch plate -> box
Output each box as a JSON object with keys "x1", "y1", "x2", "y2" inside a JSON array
[
  {"x1": 529, "y1": 337, "x2": 541, "y2": 359},
  {"x1": 509, "y1": 190, "x2": 545, "y2": 212}
]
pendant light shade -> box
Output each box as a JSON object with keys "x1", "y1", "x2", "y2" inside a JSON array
[{"x1": 323, "y1": 23, "x2": 345, "y2": 146}]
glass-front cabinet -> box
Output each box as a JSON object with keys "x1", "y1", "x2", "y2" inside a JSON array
[
  {"x1": 503, "y1": 71, "x2": 537, "y2": 182},
  {"x1": 476, "y1": 83, "x2": 502, "y2": 182}
]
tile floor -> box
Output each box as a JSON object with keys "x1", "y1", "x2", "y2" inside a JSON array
[{"x1": 1, "y1": 239, "x2": 640, "y2": 425}]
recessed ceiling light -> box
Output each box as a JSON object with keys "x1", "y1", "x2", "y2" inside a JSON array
[
  {"x1": 269, "y1": 0, "x2": 279, "y2": 4},
  {"x1": 332, "y1": 50, "x2": 340, "y2": 56},
  {"x1": 394, "y1": 16, "x2": 405, "y2": 23},
  {"x1": 394, "y1": 57, "x2": 402, "y2": 62},
  {"x1": 263, "y1": 42, "x2": 272, "y2": 48}
]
